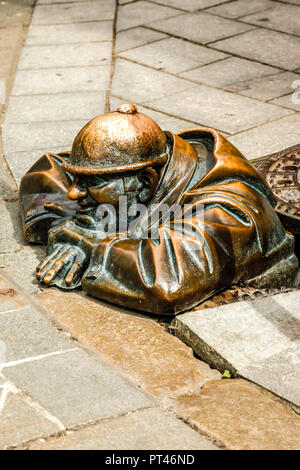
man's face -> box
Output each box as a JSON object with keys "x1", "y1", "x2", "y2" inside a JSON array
[{"x1": 67, "y1": 172, "x2": 144, "y2": 228}]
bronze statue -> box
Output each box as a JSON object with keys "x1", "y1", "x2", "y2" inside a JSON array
[{"x1": 20, "y1": 103, "x2": 299, "y2": 314}]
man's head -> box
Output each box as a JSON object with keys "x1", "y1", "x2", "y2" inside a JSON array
[{"x1": 64, "y1": 103, "x2": 168, "y2": 228}]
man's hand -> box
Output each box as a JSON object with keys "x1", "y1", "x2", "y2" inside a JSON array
[{"x1": 36, "y1": 244, "x2": 86, "y2": 289}]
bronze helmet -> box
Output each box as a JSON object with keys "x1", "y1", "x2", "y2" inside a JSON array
[{"x1": 63, "y1": 103, "x2": 168, "y2": 175}]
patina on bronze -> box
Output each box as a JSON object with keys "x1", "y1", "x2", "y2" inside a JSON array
[{"x1": 20, "y1": 103, "x2": 299, "y2": 315}]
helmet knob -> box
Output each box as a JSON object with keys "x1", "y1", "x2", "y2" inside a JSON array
[{"x1": 117, "y1": 103, "x2": 138, "y2": 114}]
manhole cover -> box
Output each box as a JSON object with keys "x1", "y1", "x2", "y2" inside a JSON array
[{"x1": 251, "y1": 143, "x2": 300, "y2": 236}]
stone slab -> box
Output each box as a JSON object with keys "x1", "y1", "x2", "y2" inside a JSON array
[
  {"x1": 156, "y1": 0, "x2": 227, "y2": 11},
  {"x1": 16, "y1": 407, "x2": 218, "y2": 450},
  {"x1": 241, "y1": 4, "x2": 300, "y2": 37},
  {"x1": 3, "y1": 348, "x2": 152, "y2": 428},
  {"x1": 207, "y1": 0, "x2": 274, "y2": 19},
  {"x1": 0, "y1": 274, "x2": 27, "y2": 313},
  {"x1": 0, "y1": 199, "x2": 22, "y2": 254},
  {"x1": 5, "y1": 91, "x2": 107, "y2": 124},
  {"x1": 115, "y1": 27, "x2": 167, "y2": 53},
  {"x1": 175, "y1": 291, "x2": 300, "y2": 405},
  {"x1": 3, "y1": 120, "x2": 87, "y2": 155},
  {"x1": 227, "y1": 71, "x2": 300, "y2": 101},
  {"x1": 26, "y1": 21, "x2": 113, "y2": 45},
  {"x1": 270, "y1": 93, "x2": 300, "y2": 111},
  {"x1": 32, "y1": 1, "x2": 115, "y2": 25},
  {"x1": 11, "y1": 66, "x2": 110, "y2": 96},
  {"x1": 119, "y1": 37, "x2": 228, "y2": 74},
  {"x1": 146, "y1": 85, "x2": 290, "y2": 134},
  {"x1": 148, "y1": 11, "x2": 253, "y2": 45},
  {"x1": 117, "y1": 1, "x2": 180, "y2": 31},
  {"x1": 228, "y1": 113, "x2": 300, "y2": 159},
  {"x1": 0, "y1": 307, "x2": 72, "y2": 364},
  {"x1": 36, "y1": 290, "x2": 221, "y2": 401},
  {"x1": 18, "y1": 42, "x2": 112, "y2": 69},
  {"x1": 172, "y1": 379, "x2": 300, "y2": 450},
  {"x1": 111, "y1": 59, "x2": 196, "y2": 104},
  {"x1": 212, "y1": 29, "x2": 300, "y2": 70},
  {"x1": 0, "y1": 391, "x2": 59, "y2": 450},
  {"x1": 180, "y1": 57, "x2": 278, "y2": 88}
]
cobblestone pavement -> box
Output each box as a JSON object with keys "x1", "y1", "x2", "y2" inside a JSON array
[{"x1": 0, "y1": 0, "x2": 300, "y2": 450}]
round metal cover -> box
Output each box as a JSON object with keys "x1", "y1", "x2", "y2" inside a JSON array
[{"x1": 251, "y1": 143, "x2": 300, "y2": 236}]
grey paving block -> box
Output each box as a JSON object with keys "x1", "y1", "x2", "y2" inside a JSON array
[
  {"x1": 4, "y1": 146, "x2": 71, "y2": 185},
  {"x1": 212, "y1": 29, "x2": 300, "y2": 70},
  {"x1": 0, "y1": 274, "x2": 28, "y2": 313},
  {"x1": 0, "y1": 199, "x2": 22, "y2": 254},
  {"x1": 207, "y1": 0, "x2": 274, "y2": 19},
  {"x1": 241, "y1": 344, "x2": 300, "y2": 407},
  {"x1": 0, "y1": 307, "x2": 72, "y2": 364},
  {"x1": 270, "y1": 93, "x2": 300, "y2": 111},
  {"x1": 227, "y1": 71, "x2": 300, "y2": 101},
  {"x1": 0, "y1": 392, "x2": 59, "y2": 449},
  {"x1": 32, "y1": 1, "x2": 115, "y2": 25},
  {"x1": 146, "y1": 85, "x2": 290, "y2": 134},
  {"x1": 3, "y1": 349, "x2": 153, "y2": 428},
  {"x1": 21, "y1": 407, "x2": 218, "y2": 450},
  {"x1": 5, "y1": 91, "x2": 106, "y2": 124},
  {"x1": 111, "y1": 59, "x2": 196, "y2": 104},
  {"x1": 18, "y1": 42, "x2": 112, "y2": 69},
  {"x1": 175, "y1": 292, "x2": 298, "y2": 372},
  {"x1": 148, "y1": 11, "x2": 253, "y2": 45},
  {"x1": 0, "y1": 246, "x2": 46, "y2": 294},
  {"x1": 11, "y1": 66, "x2": 110, "y2": 96},
  {"x1": 26, "y1": 21, "x2": 113, "y2": 45},
  {"x1": 228, "y1": 113, "x2": 300, "y2": 159},
  {"x1": 241, "y1": 4, "x2": 300, "y2": 37},
  {"x1": 3, "y1": 120, "x2": 86, "y2": 155},
  {"x1": 181, "y1": 57, "x2": 278, "y2": 87},
  {"x1": 110, "y1": 96, "x2": 203, "y2": 133},
  {"x1": 115, "y1": 27, "x2": 167, "y2": 53},
  {"x1": 155, "y1": 0, "x2": 227, "y2": 11},
  {"x1": 117, "y1": 1, "x2": 180, "y2": 31},
  {"x1": 118, "y1": 37, "x2": 228, "y2": 74}
]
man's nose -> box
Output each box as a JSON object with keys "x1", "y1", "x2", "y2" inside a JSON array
[{"x1": 67, "y1": 178, "x2": 87, "y2": 200}]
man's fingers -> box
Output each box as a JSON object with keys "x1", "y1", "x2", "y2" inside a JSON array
[
  {"x1": 41, "y1": 249, "x2": 75, "y2": 284},
  {"x1": 44, "y1": 202, "x2": 69, "y2": 217},
  {"x1": 36, "y1": 245, "x2": 63, "y2": 272},
  {"x1": 65, "y1": 262, "x2": 81, "y2": 287},
  {"x1": 37, "y1": 246, "x2": 68, "y2": 280}
]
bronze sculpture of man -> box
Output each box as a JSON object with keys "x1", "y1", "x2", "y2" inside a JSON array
[{"x1": 20, "y1": 103, "x2": 299, "y2": 314}]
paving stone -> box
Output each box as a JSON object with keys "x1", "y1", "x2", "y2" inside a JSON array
[
  {"x1": 180, "y1": 57, "x2": 278, "y2": 87},
  {"x1": 5, "y1": 91, "x2": 106, "y2": 124},
  {"x1": 11, "y1": 66, "x2": 110, "y2": 96},
  {"x1": 172, "y1": 379, "x2": 300, "y2": 450},
  {"x1": 0, "y1": 392, "x2": 59, "y2": 450},
  {"x1": 227, "y1": 71, "x2": 300, "y2": 101},
  {"x1": 37, "y1": 0, "x2": 105, "y2": 3},
  {"x1": 111, "y1": 59, "x2": 196, "y2": 104},
  {"x1": 18, "y1": 42, "x2": 112, "y2": 69},
  {"x1": 146, "y1": 85, "x2": 290, "y2": 134},
  {"x1": 3, "y1": 348, "x2": 153, "y2": 428},
  {"x1": 115, "y1": 27, "x2": 167, "y2": 53},
  {"x1": 228, "y1": 113, "x2": 300, "y2": 159},
  {"x1": 118, "y1": 37, "x2": 228, "y2": 74},
  {"x1": 270, "y1": 93, "x2": 300, "y2": 111},
  {"x1": 241, "y1": 4, "x2": 300, "y2": 37},
  {"x1": 207, "y1": 0, "x2": 274, "y2": 19},
  {"x1": 117, "y1": 1, "x2": 180, "y2": 31},
  {"x1": 175, "y1": 292, "x2": 299, "y2": 374},
  {"x1": 0, "y1": 274, "x2": 27, "y2": 313},
  {"x1": 0, "y1": 27, "x2": 25, "y2": 98},
  {"x1": 212, "y1": 29, "x2": 300, "y2": 70},
  {"x1": 0, "y1": 246, "x2": 47, "y2": 295},
  {"x1": 4, "y1": 146, "x2": 71, "y2": 185},
  {"x1": 110, "y1": 96, "x2": 206, "y2": 133},
  {"x1": 26, "y1": 21, "x2": 113, "y2": 46},
  {"x1": 0, "y1": 0, "x2": 33, "y2": 28},
  {"x1": 155, "y1": 0, "x2": 228, "y2": 11},
  {"x1": 3, "y1": 120, "x2": 87, "y2": 155},
  {"x1": 32, "y1": 1, "x2": 115, "y2": 25},
  {"x1": 148, "y1": 11, "x2": 253, "y2": 45},
  {"x1": 0, "y1": 199, "x2": 21, "y2": 254},
  {"x1": 18, "y1": 407, "x2": 217, "y2": 450},
  {"x1": 241, "y1": 344, "x2": 300, "y2": 407},
  {"x1": 0, "y1": 307, "x2": 72, "y2": 364},
  {"x1": 36, "y1": 290, "x2": 221, "y2": 401}
]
